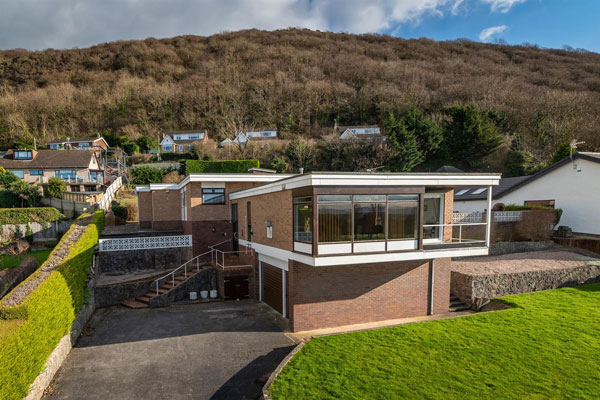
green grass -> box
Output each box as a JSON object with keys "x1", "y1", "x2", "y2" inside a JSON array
[
  {"x1": 0, "y1": 249, "x2": 52, "y2": 271},
  {"x1": 272, "y1": 284, "x2": 600, "y2": 399}
]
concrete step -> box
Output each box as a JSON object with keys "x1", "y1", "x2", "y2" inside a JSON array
[
  {"x1": 450, "y1": 305, "x2": 471, "y2": 312},
  {"x1": 121, "y1": 300, "x2": 149, "y2": 309}
]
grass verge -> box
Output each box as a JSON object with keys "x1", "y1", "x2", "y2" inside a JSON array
[{"x1": 271, "y1": 284, "x2": 600, "y2": 399}]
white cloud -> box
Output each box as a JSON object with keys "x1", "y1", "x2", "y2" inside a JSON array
[
  {"x1": 0, "y1": 0, "x2": 466, "y2": 50},
  {"x1": 481, "y1": 0, "x2": 526, "y2": 13},
  {"x1": 451, "y1": 0, "x2": 465, "y2": 15},
  {"x1": 479, "y1": 24, "x2": 509, "y2": 41}
]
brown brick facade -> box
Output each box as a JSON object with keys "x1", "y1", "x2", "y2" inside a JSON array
[
  {"x1": 444, "y1": 188, "x2": 454, "y2": 242},
  {"x1": 287, "y1": 258, "x2": 451, "y2": 332}
]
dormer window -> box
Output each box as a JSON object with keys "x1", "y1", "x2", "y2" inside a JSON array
[{"x1": 14, "y1": 150, "x2": 33, "y2": 160}]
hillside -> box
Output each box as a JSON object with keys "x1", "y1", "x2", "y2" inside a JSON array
[{"x1": 1, "y1": 28, "x2": 599, "y2": 172}]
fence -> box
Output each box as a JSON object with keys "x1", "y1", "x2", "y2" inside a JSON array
[
  {"x1": 0, "y1": 220, "x2": 72, "y2": 242},
  {"x1": 97, "y1": 176, "x2": 123, "y2": 211},
  {"x1": 453, "y1": 211, "x2": 523, "y2": 223},
  {"x1": 41, "y1": 197, "x2": 92, "y2": 218},
  {"x1": 98, "y1": 234, "x2": 192, "y2": 252}
]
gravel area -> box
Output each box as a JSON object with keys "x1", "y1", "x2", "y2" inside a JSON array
[
  {"x1": 452, "y1": 250, "x2": 599, "y2": 276},
  {"x1": 0, "y1": 215, "x2": 92, "y2": 307}
]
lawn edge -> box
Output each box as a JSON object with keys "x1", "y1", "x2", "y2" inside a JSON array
[{"x1": 262, "y1": 341, "x2": 305, "y2": 400}]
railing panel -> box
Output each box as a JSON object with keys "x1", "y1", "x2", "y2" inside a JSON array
[
  {"x1": 98, "y1": 234, "x2": 192, "y2": 252},
  {"x1": 453, "y1": 212, "x2": 482, "y2": 223}
]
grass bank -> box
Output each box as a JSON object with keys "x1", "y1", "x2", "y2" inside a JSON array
[
  {"x1": 0, "y1": 249, "x2": 53, "y2": 271},
  {"x1": 272, "y1": 284, "x2": 600, "y2": 399}
]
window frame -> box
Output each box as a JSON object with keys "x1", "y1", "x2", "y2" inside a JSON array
[
  {"x1": 12, "y1": 170, "x2": 24, "y2": 179},
  {"x1": 29, "y1": 169, "x2": 43, "y2": 176},
  {"x1": 201, "y1": 188, "x2": 225, "y2": 205},
  {"x1": 293, "y1": 197, "x2": 313, "y2": 244}
]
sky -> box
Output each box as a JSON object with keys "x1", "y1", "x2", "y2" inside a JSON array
[{"x1": 0, "y1": 0, "x2": 598, "y2": 52}]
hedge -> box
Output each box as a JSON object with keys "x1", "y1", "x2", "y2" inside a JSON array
[
  {"x1": 159, "y1": 152, "x2": 195, "y2": 161},
  {"x1": 0, "y1": 190, "x2": 19, "y2": 208},
  {"x1": 182, "y1": 159, "x2": 260, "y2": 175},
  {"x1": 0, "y1": 207, "x2": 65, "y2": 226},
  {"x1": 130, "y1": 164, "x2": 177, "y2": 184},
  {"x1": 0, "y1": 210, "x2": 104, "y2": 399}
]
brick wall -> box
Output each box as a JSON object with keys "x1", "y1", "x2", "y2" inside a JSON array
[
  {"x1": 233, "y1": 190, "x2": 293, "y2": 251},
  {"x1": 288, "y1": 257, "x2": 451, "y2": 332},
  {"x1": 151, "y1": 189, "x2": 182, "y2": 229},
  {"x1": 443, "y1": 188, "x2": 454, "y2": 242},
  {"x1": 137, "y1": 191, "x2": 153, "y2": 228}
]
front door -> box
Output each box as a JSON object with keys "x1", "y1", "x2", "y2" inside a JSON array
[
  {"x1": 231, "y1": 203, "x2": 239, "y2": 252},
  {"x1": 423, "y1": 193, "x2": 444, "y2": 243}
]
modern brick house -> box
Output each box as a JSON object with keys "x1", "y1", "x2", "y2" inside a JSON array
[{"x1": 136, "y1": 171, "x2": 499, "y2": 331}]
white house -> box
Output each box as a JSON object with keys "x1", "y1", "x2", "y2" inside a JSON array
[
  {"x1": 218, "y1": 129, "x2": 277, "y2": 147},
  {"x1": 335, "y1": 125, "x2": 383, "y2": 141},
  {"x1": 160, "y1": 130, "x2": 208, "y2": 153},
  {"x1": 454, "y1": 152, "x2": 600, "y2": 235}
]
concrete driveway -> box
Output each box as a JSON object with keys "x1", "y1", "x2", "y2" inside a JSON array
[{"x1": 45, "y1": 301, "x2": 296, "y2": 400}]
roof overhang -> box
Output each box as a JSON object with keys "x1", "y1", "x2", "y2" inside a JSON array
[
  {"x1": 134, "y1": 173, "x2": 294, "y2": 193},
  {"x1": 229, "y1": 173, "x2": 501, "y2": 200}
]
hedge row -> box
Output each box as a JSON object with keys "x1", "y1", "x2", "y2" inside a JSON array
[
  {"x1": 182, "y1": 159, "x2": 259, "y2": 174},
  {"x1": 0, "y1": 207, "x2": 65, "y2": 226},
  {"x1": 0, "y1": 210, "x2": 104, "y2": 399}
]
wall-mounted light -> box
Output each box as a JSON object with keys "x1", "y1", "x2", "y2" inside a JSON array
[{"x1": 266, "y1": 220, "x2": 273, "y2": 239}]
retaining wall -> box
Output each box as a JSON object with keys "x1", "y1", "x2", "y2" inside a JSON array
[
  {"x1": 97, "y1": 246, "x2": 193, "y2": 275},
  {"x1": 1, "y1": 221, "x2": 71, "y2": 242},
  {"x1": 451, "y1": 262, "x2": 600, "y2": 309},
  {"x1": 489, "y1": 241, "x2": 556, "y2": 256}
]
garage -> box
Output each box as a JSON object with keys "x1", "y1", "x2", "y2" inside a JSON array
[{"x1": 261, "y1": 262, "x2": 285, "y2": 316}]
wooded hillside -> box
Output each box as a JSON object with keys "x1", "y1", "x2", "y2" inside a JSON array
[{"x1": 1, "y1": 28, "x2": 599, "y2": 172}]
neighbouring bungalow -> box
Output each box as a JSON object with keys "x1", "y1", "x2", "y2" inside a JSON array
[
  {"x1": 136, "y1": 170, "x2": 499, "y2": 332},
  {"x1": 454, "y1": 152, "x2": 600, "y2": 235},
  {"x1": 0, "y1": 149, "x2": 104, "y2": 192},
  {"x1": 46, "y1": 136, "x2": 109, "y2": 158},
  {"x1": 160, "y1": 130, "x2": 209, "y2": 153},
  {"x1": 335, "y1": 124, "x2": 384, "y2": 141},
  {"x1": 218, "y1": 129, "x2": 277, "y2": 148}
]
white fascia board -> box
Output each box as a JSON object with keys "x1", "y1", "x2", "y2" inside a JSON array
[
  {"x1": 135, "y1": 186, "x2": 151, "y2": 192},
  {"x1": 240, "y1": 239, "x2": 489, "y2": 267},
  {"x1": 188, "y1": 174, "x2": 293, "y2": 183},
  {"x1": 230, "y1": 174, "x2": 501, "y2": 199}
]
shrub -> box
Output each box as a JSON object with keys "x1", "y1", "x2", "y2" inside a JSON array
[
  {"x1": 182, "y1": 159, "x2": 259, "y2": 175},
  {"x1": 0, "y1": 211, "x2": 104, "y2": 399},
  {"x1": 125, "y1": 202, "x2": 137, "y2": 222},
  {"x1": 9, "y1": 181, "x2": 40, "y2": 207},
  {"x1": 0, "y1": 190, "x2": 19, "y2": 208},
  {"x1": 504, "y1": 204, "x2": 563, "y2": 225},
  {"x1": 130, "y1": 165, "x2": 176, "y2": 185},
  {"x1": 44, "y1": 177, "x2": 67, "y2": 199},
  {"x1": 0, "y1": 208, "x2": 64, "y2": 226},
  {"x1": 111, "y1": 202, "x2": 128, "y2": 221},
  {"x1": 0, "y1": 170, "x2": 19, "y2": 186},
  {"x1": 159, "y1": 152, "x2": 194, "y2": 161}
]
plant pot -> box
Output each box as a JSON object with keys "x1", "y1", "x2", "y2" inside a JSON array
[
  {"x1": 200, "y1": 290, "x2": 208, "y2": 299},
  {"x1": 189, "y1": 292, "x2": 197, "y2": 300},
  {"x1": 209, "y1": 289, "x2": 218, "y2": 299}
]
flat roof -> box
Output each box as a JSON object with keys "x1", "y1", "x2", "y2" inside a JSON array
[
  {"x1": 229, "y1": 172, "x2": 501, "y2": 200},
  {"x1": 135, "y1": 173, "x2": 294, "y2": 192}
]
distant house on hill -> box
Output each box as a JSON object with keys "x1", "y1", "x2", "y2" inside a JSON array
[
  {"x1": 160, "y1": 130, "x2": 208, "y2": 153},
  {"x1": 335, "y1": 124, "x2": 383, "y2": 141},
  {"x1": 453, "y1": 152, "x2": 600, "y2": 235},
  {"x1": 46, "y1": 136, "x2": 108, "y2": 158},
  {"x1": 219, "y1": 128, "x2": 278, "y2": 147},
  {"x1": 0, "y1": 149, "x2": 103, "y2": 192}
]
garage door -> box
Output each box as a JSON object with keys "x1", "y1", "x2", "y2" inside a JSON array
[{"x1": 262, "y1": 263, "x2": 283, "y2": 314}]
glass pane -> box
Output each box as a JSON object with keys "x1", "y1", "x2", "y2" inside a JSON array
[
  {"x1": 293, "y1": 196, "x2": 312, "y2": 204},
  {"x1": 317, "y1": 195, "x2": 352, "y2": 202},
  {"x1": 423, "y1": 197, "x2": 442, "y2": 239},
  {"x1": 318, "y1": 204, "x2": 352, "y2": 242},
  {"x1": 388, "y1": 201, "x2": 418, "y2": 239},
  {"x1": 388, "y1": 194, "x2": 419, "y2": 202},
  {"x1": 202, "y1": 193, "x2": 225, "y2": 204},
  {"x1": 353, "y1": 194, "x2": 386, "y2": 202},
  {"x1": 294, "y1": 204, "x2": 313, "y2": 243},
  {"x1": 354, "y1": 203, "x2": 386, "y2": 241}
]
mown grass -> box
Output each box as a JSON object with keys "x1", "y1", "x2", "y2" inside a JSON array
[
  {"x1": 271, "y1": 284, "x2": 600, "y2": 400},
  {"x1": 0, "y1": 249, "x2": 53, "y2": 271}
]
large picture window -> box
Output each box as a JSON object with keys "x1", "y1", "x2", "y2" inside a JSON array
[
  {"x1": 388, "y1": 195, "x2": 419, "y2": 239},
  {"x1": 202, "y1": 188, "x2": 225, "y2": 204},
  {"x1": 318, "y1": 203, "x2": 352, "y2": 242},
  {"x1": 353, "y1": 195, "x2": 386, "y2": 241},
  {"x1": 55, "y1": 170, "x2": 76, "y2": 180},
  {"x1": 293, "y1": 197, "x2": 313, "y2": 243}
]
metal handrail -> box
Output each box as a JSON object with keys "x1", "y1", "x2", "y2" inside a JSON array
[
  {"x1": 423, "y1": 222, "x2": 487, "y2": 244},
  {"x1": 154, "y1": 249, "x2": 214, "y2": 296},
  {"x1": 208, "y1": 238, "x2": 232, "y2": 250}
]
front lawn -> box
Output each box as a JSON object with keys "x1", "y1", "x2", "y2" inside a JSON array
[
  {"x1": 0, "y1": 249, "x2": 52, "y2": 271},
  {"x1": 272, "y1": 284, "x2": 600, "y2": 399}
]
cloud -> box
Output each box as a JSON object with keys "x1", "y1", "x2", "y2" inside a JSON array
[
  {"x1": 0, "y1": 0, "x2": 468, "y2": 50},
  {"x1": 481, "y1": 0, "x2": 526, "y2": 13},
  {"x1": 479, "y1": 24, "x2": 509, "y2": 41},
  {"x1": 451, "y1": 0, "x2": 465, "y2": 15}
]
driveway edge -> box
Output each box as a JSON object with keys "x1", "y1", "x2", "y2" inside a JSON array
[{"x1": 261, "y1": 341, "x2": 306, "y2": 400}]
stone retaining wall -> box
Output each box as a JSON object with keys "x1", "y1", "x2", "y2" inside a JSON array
[
  {"x1": 150, "y1": 267, "x2": 217, "y2": 307},
  {"x1": 97, "y1": 246, "x2": 193, "y2": 275},
  {"x1": 489, "y1": 241, "x2": 555, "y2": 256},
  {"x1": 95, "y1": 277, "x2": 158, "y2": 308},
  {"x1": 451, "y1": 262, "x2": 600, "y2": 309}
]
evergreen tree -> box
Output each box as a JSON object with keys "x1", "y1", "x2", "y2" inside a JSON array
[
  {"x1": 442, "y1": 105, "x2": 504, "y2": 169},
  {"x1": 385, "y1": 113, "x2": 424, "y2": 172},
  {"x1": 403, "y1": 107, "x2": 443, "y2": 162}
]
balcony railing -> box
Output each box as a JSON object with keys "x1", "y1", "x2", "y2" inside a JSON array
[
  {"x1": 40, "y1": 175, "x2": 103, "y2": 184},
  {"x1": 422, "y1": 222, "x2": 487, "y2": 249}
]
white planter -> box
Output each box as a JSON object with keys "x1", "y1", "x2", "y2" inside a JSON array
[
  {"x1": 200, "y1": 290, "x2": 208, "y2": 299},
  {"x1": 209, "y1": 290, "x2": 218, "y2": 299},
  {"x1": 189, "y1": 292, "x2": 197, "y2": 300}
]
